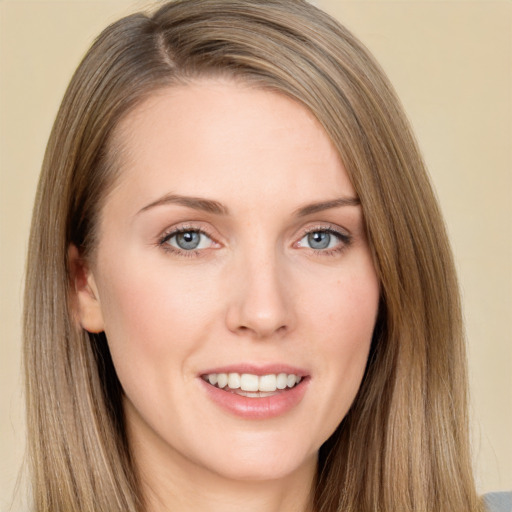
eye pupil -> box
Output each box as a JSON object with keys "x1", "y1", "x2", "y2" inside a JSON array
[
  {"x1": 176, "y1": 231, "x2": 200, "y2": 250},
  {"x1": 308, "y1": 231, "x2": 330, "y2": 249}
]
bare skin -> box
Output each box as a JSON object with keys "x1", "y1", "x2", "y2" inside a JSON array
[{"x1": 73, "y1": 79, "x2": 379, "y2": 512}]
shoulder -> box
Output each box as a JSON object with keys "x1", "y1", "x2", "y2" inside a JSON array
[{"x1": 483, "y1": 492, "x2": 512, "y2": 512}]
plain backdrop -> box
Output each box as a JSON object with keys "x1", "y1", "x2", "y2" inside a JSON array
[{"x1": 1, "y1": 1, "x2": 510, "y2": 510}]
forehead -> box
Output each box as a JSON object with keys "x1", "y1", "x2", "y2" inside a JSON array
[{"x1": 106, "y1": 78, "x2": 355, "y2": 212}]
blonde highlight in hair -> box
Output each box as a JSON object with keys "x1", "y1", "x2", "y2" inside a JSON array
[{"x1": 24, "y1": 1, "x2": 482, "y2": 510}]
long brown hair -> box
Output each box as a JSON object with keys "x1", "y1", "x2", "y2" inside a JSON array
[{"x1": 24, "y1": 1, "x2": 482, "y2": 510}]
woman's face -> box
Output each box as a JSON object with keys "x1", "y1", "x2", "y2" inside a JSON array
[{"x1": 77, "y1": 79, "x2": 380, "y2": 484}]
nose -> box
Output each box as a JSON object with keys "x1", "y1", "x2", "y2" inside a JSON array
[{"x1": 225, "y1": 250, "x2": 295, "y2": 339}]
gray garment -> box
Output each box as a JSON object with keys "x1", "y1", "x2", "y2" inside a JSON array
[{"x1": 484, "y1": 492, "x2": 512, "y2": 512}]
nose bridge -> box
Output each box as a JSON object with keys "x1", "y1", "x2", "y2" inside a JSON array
[{"x1": 225, "y1": 239, "x2": 293, "y2": 338}]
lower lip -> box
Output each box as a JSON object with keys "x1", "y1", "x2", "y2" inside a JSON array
[{"x1": 199, "y1": 378, "x2": 309, "y2": 420}]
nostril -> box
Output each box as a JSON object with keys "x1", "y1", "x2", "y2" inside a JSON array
[{"x1": 231, "y1": 321, "x2": 288, "y2": 339}]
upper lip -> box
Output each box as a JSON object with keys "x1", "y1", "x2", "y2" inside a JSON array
[{"x1": 199, "y1": 363, "x2": 309, "y2": 378}]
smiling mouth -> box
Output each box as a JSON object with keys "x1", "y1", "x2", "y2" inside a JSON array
[{"x1": 201, "y1": 372, "x2": 303, "y2": 397}]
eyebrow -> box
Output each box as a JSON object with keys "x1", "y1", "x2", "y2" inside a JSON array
[
  {"x1": 137, "y1": 194, "x2": 360, "y2": 217},
  {"x1": 295, "y1": 197, "x2": 360, "y2": 216},
  {"x1": 137, "y1": 194, "x2": 229, "y2": 215}
]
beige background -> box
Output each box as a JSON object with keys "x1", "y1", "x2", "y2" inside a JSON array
[{"x1": 1, "y1": 0, "x2": 510, "y2": 509}]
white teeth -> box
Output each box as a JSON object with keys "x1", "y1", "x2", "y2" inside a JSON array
[
  {"x1": 276, "y1": 373, "x2": 288, "y2": 389},
  {"x1": 259, "y1": 374, "x2": 277, "y2": 392},
  {"x1": 287, "y1": 374, "x2": 297, "y2": 388},
  {"x1": 203, "y1": 372, "x2": 303, "y2": 393},
  {"x1": 240, "y1": 373, "x2": 259, "y2": 391},
  {"x1": 227, "y1": 373, "x2": 241, "y2": 389},
  {"x1": 216, "y1": 373, "x2": 228, "y2": 389}
]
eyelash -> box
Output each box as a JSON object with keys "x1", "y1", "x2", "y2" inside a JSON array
[
  {"x1": 157, "y1": 224, "x2": 352, "y2": 258},
  {"x1": 298, "y1": 225, "x2": 352, "y2": 257},
  {"x1": 158, "y1": 224, "x2": 218, "y2": 258}
]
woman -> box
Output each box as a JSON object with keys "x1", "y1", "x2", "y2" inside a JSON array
[{"x1": 23, "y1": 0, "x2": 488, "y2": 511}]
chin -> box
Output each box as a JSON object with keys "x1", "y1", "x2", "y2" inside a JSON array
[{"x1": 197, "y1": 436, "x2": 318, "y2": 483}]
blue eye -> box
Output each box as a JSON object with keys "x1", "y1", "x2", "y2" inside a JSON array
[
  {"x1": 164, "y1": 230, "x2": 213, "y2": 251},
  {"x1": 306, "y1": 231, "x2": 331, "y2": 249},
  {"x1": 298, "y1": 229, "x2": 347, "y2": 251}
]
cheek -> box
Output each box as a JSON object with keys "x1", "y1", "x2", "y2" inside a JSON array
[
  {"x1": 93, "y1": 252, "x2": 221, "y2": 387},
  {"x1": 317, "y1": 284, "x2": 378, "y2": 385},
  {"x1": 302, "y1": 254, "x2": 380, "y2": 350},
  {"x1": 333, "y1": 266, "x2": 379, "y2": 373},
  {"x1": 298, "y1": 257, "x2": 379, "y2": 436}
]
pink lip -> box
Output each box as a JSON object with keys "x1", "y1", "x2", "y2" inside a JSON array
[
  {"x1": 198, "y1": 364, "x2": 310, "y2": 420},
  {"x1": 199, "y1": 363, "x2": 309, "y2": 377}
]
